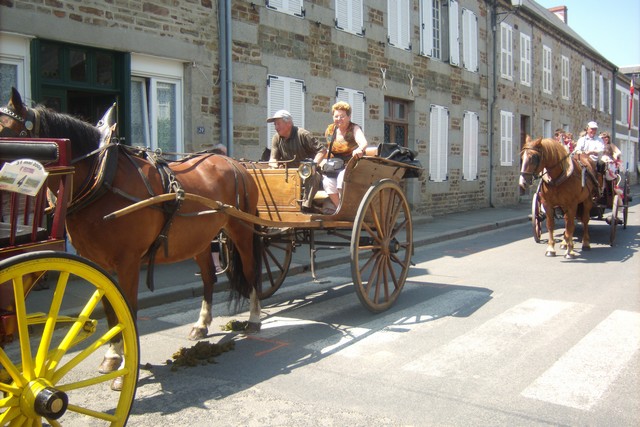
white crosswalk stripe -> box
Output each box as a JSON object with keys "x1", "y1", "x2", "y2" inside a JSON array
[{"x1": 521, "y1": 309, "x2": 640, "y2": 410}]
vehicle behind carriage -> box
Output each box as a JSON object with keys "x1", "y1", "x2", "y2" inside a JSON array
[{"x1": 0, "y1": 138, "x2": 139, "y2": 426}]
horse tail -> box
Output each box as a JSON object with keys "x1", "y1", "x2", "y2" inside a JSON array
[{"x1": 226, "y1": 221, "x2": 263, "y2": 303}]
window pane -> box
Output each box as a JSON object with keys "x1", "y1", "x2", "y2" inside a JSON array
[
  {"x1": 130, "y1": 79, "x2": 150, "y2": 147},
  {"x1": 156, "y1": 81, "x2": 177, "y2": 154},
  {"x1": 384, "y1": 123, "x2": 391, "y2": 144},
  {"x1": 41, "y1": 44, "x2": 60, "y2": 80},
  {"x1": 394, "y1": 125, "x2": 406, "y2": 146},
  {"x1": 0, "y1": 63, "x2": 18, "y2": 101},
  {"x1": 70, "y1": 49, "x2": 87, "y2": 82},
  {"x1": 96, "y1": 52, "x2": 114, "y2": 86}
]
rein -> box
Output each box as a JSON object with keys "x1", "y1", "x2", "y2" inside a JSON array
[{"x1": 521, "y1": 145, "x2": 573, "y2": 187}]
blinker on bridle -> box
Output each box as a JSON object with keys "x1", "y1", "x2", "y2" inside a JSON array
[{"x1": 0, "y1": 106, "x2": 36, "y2": 136}]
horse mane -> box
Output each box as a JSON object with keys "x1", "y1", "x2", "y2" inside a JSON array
[{"x1": 34, "y1": 105, "x2": 101, "y2": 157}]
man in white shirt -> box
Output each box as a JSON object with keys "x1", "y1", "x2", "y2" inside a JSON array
[{"x1": 574, "y1": 121, "x2": 605, "y2": 161}]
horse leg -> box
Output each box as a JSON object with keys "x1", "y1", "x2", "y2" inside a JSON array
[
  {"x1": 98, "y1": 261, "x2": 141, "y2": 390},
  {"x1": 563, "y1": 209, "x2": 578, "y2": 259},
  {"x1": 245, "y1": 288, "x2": 262, "y2": 333},
  {"x1": 188, "y1": 249, "x2": 217, "y2": 340},
  {"x1": 545, "y1": 206, "x2": 556, "y2": 257},
  {"x1": 581, "y1": 201, "x2": 592, "y2": 251}
]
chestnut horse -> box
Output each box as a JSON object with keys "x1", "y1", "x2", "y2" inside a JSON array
[
  {"x1": 519, "y1": 136, "x2": 599, "y2": 258},
  {"x1": 1, "y1": 88, "x2": 263, "y2": 382}
]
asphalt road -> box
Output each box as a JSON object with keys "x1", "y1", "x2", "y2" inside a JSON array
[{"x1": 109, "y1": 197, "x2": 640, "y2": 427}]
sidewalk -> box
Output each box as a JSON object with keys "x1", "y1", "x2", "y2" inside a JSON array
[{"x1": 135, "y1": 201, "x2": 535, "y2": 310}]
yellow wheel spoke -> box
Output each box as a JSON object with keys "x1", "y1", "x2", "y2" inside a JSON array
[
  {"x1": 0, "y1": 349, "x2": 24, "y2": 388},
  {"x1": 13, "y1": 275, "x2": 35, "y2": 383},
  {"x1": 52, "y1": 323, "x2": 124, "y2": 384},
  {"x1": 35, "y1": 271, "x2": 69, "y2": 378},
  {"x1": 65, "y1": 402, "x2": 119, "y2": 423},
  {"x1": 46, "y1": 289, "x2": 104, "y2": 373},
  {"x1": 58, "y1": 367, "x2": 129, "y2": 392}
]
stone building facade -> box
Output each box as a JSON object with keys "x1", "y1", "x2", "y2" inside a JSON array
[{"x1": 1, "y1": 0, "x2": 637, "y2": 216}]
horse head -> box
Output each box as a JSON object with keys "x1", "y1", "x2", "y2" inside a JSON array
[
  {"x1": 0, "y1": 87, "x2": 36, "y2": 137},
  {"x1": 519, "y1": 137, "x2": 544, "y2": 189}
]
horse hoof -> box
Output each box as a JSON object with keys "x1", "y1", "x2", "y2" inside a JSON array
[
  {"x1": 188, "y1": 327, "x2": 208, "y2": 341},
  {"x1": 98, "y1": 356, "x2": 122, "y2": 374},
  {"x1": 244, "y1": 322, "x2": 261, "y2": 334},
  {"x1": 111, "y1": 376, "x2": 123, "y2": 391},
  {"x1": 564, "y1": 252, "x2": 577, "y2": 259},
  {"x1": 545, "y1": 251, "x2": 556, "y2": 257},
  {"x1": 582, "y1": 245, "x2": 591, "y2": 251}
]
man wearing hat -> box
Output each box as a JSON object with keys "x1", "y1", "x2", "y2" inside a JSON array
[
  {"x1": 266, "y1": 110, "x2": 326, "y2": 211},
  {"x1": 575, "y1": 121, "x2": 605, "y2": 162}
]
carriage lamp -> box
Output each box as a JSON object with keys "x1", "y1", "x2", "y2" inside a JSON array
[{"x1": 298, "y1": 160, "x2": 315, "y2": 182}]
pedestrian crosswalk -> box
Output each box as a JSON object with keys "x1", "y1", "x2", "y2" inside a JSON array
[{"x1": 255, "y1": 290, "x2": 640, "y2": 412}]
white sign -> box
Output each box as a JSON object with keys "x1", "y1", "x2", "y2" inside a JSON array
[{"x1": 0, "y1": 159, "x2": 49, "y2": 197}]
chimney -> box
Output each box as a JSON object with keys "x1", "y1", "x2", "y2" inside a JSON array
[{"x1": 548, "y1": 6, "x2": 568, "y2": 23}]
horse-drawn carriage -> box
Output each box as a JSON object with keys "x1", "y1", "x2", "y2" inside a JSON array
[
  {"x1": 1, "y1": 88, "x2": 422, "y2": 424},
  {"x1": 521, "y1": 136, "x2": 630, "y2": 257}
]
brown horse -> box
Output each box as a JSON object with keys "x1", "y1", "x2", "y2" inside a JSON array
[
  {"x1": 519, "y1": 136, "x2": 599, "y2": 258},
  {"x1": 1, "y1": 88, "x2": 263, "y2": 381}
]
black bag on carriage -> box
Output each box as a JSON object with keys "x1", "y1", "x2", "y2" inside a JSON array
[{"x1": 377, "y1": 143, "x2": 422, "y2": 178}]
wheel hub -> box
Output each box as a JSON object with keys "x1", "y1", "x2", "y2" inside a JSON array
[
  {"x1": 387, "y1": 238, "x2": 400, "y2": 254},
  {"x1": 21, "y1": 379, "x2": 69, "y2": 420}
]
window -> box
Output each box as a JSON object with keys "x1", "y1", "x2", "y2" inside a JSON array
[
  {"x1": 500, "y1": 23, "x2": 513, "y2": 80},
  {"x1": 591, "y1": 70, "x2": 596, "y2": 109},
  {"x1": 131, "y1": 55, "x2": 184, "y2": 156},
  {"x1": 335, "y1": 0, "x2": 364, "y2": 36},
  {"x1": 384, "y1": 98, "x2": 408, "y2": 146},
  {"x1": 462, "y1": 111, "x2": 478, "y2": 181},
  {"x1": 0, "y1": 33, "x2": 30, "y2": 101},
  {"x1": 598, "y1": 75, "x2": 605, "y2": 112},
  {"x1": 543, "y1": 119, "x2": 551, "y2": 138},
  {"x1": 337, "y1": 87, "x2": 365, "y2": 132},
  {"x1": 500, "y1": 110, "x2": 513, "y2": 166},
  {"x1": 542, "y1": 45, "x2": 552, "y2": 94},
  {"x1": 448, "y1": 0, "x2": 460, "y2": 67},
  {"x1": 429, "y1": 104, "x2": 448, "y2": 182},
  {"x1": 461, "y1": 8, "x2": 478, "y2": 72},
  {"x1": 267, "y1": 74, "x2": 305, "y2": 145},
  {"x1": 561, "y1": 55, "x2": 570, "y2": 99},
  {"x1": 388, "y1": 0, "x2": 411, "y2": 50},
  {"x1": 581, "y1": 65, "x2": 588, "y2": 106},
  {"x1": 519, "y1": 33, "x2": 531, "y2": 86},
  {"x1": 266, "y1": 0, "x2": 304, "y2": 17}
]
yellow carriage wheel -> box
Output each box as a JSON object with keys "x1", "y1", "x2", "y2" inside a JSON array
[{"x1": 0, "y1": 251, "x2": 139, "y2": 426}]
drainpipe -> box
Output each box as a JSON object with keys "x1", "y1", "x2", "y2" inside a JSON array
[
  {"x1": 218, "y1": 0, "x2": 233, "y2": 156},
  {"x1": 611, "y1": 66, "x2": 617, "y2": 145},
  {"x1": 488, "y1": 0, "x2": 498, "y2": 208}
]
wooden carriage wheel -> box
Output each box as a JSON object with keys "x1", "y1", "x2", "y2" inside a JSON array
[
  {"x1": 609, "y1": 193, "x2": 620, "y2": 246},
  {"x1": 258, "y1": 230, "x2": 294, "y2": 299},
  {"x1": 622, "y1": 173, "x2": 630, "y2": 229},
  {"x1": 0, "y1": 252, "x2": 138, "y2": 426},
  {"x1": 350, "y1": 180, "x2": 413, "y2": 313},
  {"x1": 531, "y1": 189, "x2": 544, "y2": 244}
]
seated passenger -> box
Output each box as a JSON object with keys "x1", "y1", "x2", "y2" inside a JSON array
[
  {"x1": 599, "y1": 131, "x2": 622, "y2": 181},
  {"x1": 266, "y1": 110, "x2": 326, "y2": 211},
  {"x1": 320, "y1": 101, "x2": 368, "y2": 212}
]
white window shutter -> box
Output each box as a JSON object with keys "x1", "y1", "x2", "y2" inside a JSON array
[
  {"x1": 463, "y1": 111, "x2": 478, "y2": 181},
  {"x1": 420, "y1": 0, "x2": 434, "y2": 56},
  {"x1": 429, "y1": 105, "x2": 449, "y2": 182},
  {"x1": 448, "y1": 0, "x2": 460, "y2": 67},
  {"x1": 267, "y1": 75, "x2": 305, "y2": 146},
  {"x1": 461, "y1": 8, "x2": 477, "y2": 72},
  {"x1": 336, "y1": 87, "x2": 366, "y2": 132}
]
